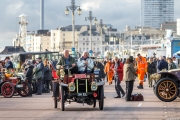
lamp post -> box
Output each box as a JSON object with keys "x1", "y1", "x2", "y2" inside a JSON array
[
  {"x1": 84, "y1": 11, "x2": 97, "y2": 57},
  {"x1": 65, "y1": 0, "x2": 82, "y2": 56}
]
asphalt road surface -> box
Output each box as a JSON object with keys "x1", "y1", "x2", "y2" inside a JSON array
[{"x1": 1, "y1": 80, "x2": 180, "y2": 120}]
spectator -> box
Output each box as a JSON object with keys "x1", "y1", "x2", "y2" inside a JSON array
[
  {"x1": 123, "y1": 56, "x2": 137, "y2": 101},
  {"x1": 4, "y1": 57, "x2": 13, "y2": 70},
  {"x1": 147, "y1": 57, "x2": 156, "y2": 87},
  {"x1": 33, "y1": 57, "x2": 44, "y2": 95},
  {"x1": 168, "y1": 58, "x2": 177, "y2": 70},
  {"x1": 157, "y1": 56, "x2": 168, "y2": 72},
  {"x1": 44, "y1": 59, "x2": 52, "y2": 93},
  {"x1": 172, "y1": 57, "x2": 178, "y2": 68},
  {"x1": 104, "y1": 58, "x2": 114, "y2": 85},
  {"x1": 25, "y1": 61, "x2": 34, "y2": 97},
  {"x1": 113, "y1": 56, "x2": 125, "y2": 98},
  {"x1": 77, "y1": 51, "x2": 94, "y2": 74}
]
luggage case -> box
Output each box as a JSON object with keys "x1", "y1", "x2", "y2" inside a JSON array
[{"x1": 131, "y1": 93, "x2": 144, "y2": 101}]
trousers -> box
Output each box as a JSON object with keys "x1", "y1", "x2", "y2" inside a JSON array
[
  {"x1": 125, "y1": 81, "x2": 134, "y2": 101},
  {"x1": 36, "y1": 78, "x2": 43, "y2": 94},
  {"x1": 114, "y1": 76, "x2": 125, "y2": 97}
]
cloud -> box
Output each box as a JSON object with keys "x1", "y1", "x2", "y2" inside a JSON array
[
  {"x1": 81, "y1": 0, "x2": 102, "y2": 11},
  {"x1": 6, "y1": 1, "x2": 24, "y2": 15}
]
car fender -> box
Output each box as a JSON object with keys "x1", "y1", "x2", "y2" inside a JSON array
[
  {"x1": 97, "y1": 81, "x2": 105, "y2": 86},
  {"x1": 158, "y1": 72, "x2": 179, "y2": 82}
]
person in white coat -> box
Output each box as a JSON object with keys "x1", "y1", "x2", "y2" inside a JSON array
[{"x1": 77, "y1": 51, "x2": 94, "y2": 74}]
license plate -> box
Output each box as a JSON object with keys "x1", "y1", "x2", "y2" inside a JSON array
[{"x1": 77, "y1": 93, "x2": 87, "y2": 96}]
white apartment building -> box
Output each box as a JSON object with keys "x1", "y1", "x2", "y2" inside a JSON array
[
  {"x1": 177, "y1": 19, "x2": 180, "y2": 36},
  {"x1": 141, "y1": 0, "x2": 174, "y2": 28},
  {"x1": 33, "y1": 35, "x2": 50, "y2": 52},
  {"x1": 51, "y1": 25, "x2": 81, "y2": 52},
  {"x1": 78, "y1": 31, "x2": 105, "y2": 54}
]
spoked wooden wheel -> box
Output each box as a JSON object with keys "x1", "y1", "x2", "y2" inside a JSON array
[
  {"x1": 155, "y1": 78, "x2": 178, "y2": 102},
  {"x1": 1, "y1": 82, "x2": 14, "y2": 98}
]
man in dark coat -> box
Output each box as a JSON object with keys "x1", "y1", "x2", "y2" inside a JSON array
[
  {"x1": 44, "y1": 63, "x2": 52, "y2": 93},
  {"x1": 147, "y1": 57, "x2": 156, "y2": 87},
  {"x1": 4, "y1": 57, "x2": 13, "y2": 69},
  {"x1": 25, "y1": 62, "x2": 34, "y2": 96},
  {"x1": 157, "y1": 56, "x2": 168, "y2": 72}
]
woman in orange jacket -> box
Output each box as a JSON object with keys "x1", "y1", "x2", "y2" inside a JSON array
[{"x1": 104, "y1": 58, "x2": 114, "y2": 85}]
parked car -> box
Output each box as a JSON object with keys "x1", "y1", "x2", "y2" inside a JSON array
[
  {"x1": 0, "y1": 72, "x2": 30, "y2": 98},
  {"x1": 151, "y1": 69, "x2": 180, "y2": 102}
]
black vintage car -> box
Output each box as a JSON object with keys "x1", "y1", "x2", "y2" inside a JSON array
[
  {"x1": 152, "y1": 69, "x2": 180, "y2": 102},
  {"x1": 52, "y1": 66, "x2": 105, "y2": 111}
]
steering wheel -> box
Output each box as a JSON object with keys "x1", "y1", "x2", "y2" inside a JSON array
[{"x1": 63, "y1": 64, "x2": 74, "y2": 70}]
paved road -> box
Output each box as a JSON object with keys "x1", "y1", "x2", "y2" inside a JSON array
[{"x1": 1, "y1": 80, "x2": 180, "y2": 120}]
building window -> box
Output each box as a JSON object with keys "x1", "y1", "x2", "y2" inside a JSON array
[
  {"x1": 63, "y1": 38, "x2": 65, "y2": 41},
  {"x1": 54, "y1": 33, "x2": 55, "y2": 36},
  {"x1": 94, "y1": 43, "x2": 96, "y2": 45},
  {"x1": 54, "y1": 38, "x2": 55, "y2": 41},
  {"x1": 83, "y1": 48, "x2": 85, "y2": 51},
  {"x1": 83, "y1": 43, "x2": 85, "y2": 45},
  {"x1": 97, "y1": 38, "x2": 99, "y2": 40},
  {"x1": 87, "y1": 43, "x2": 88, "y2": 45},
  {"x1": 63, "y1": 34, "x2": 65, "y2": 36},
  {"x1": 83, "y1": 38, "x2": 85, "y2": 40}
]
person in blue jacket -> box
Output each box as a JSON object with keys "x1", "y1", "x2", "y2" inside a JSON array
[
  {"x1": 4, "y1": 57, "x2": 13, "y2": 70},
  {"x1": 157, "y1": 56, "x2": 168, "y2": 72}
]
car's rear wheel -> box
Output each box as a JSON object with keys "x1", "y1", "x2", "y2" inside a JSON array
[
  {"x1": 155, "y1": 78, "x2": 178, "y2": 102},
  {"x1": 99, "y1": 86, "x2": 104, "y2": 110},
  {"x1": 1, "y1": 82, "x2": 14, "y2": 98},
  {"x1": 60, "y1": 86, "x2": 65, "y2": 111},
  {"x1": 18, "y1": 82, "x2": 30, "y2": 97}
]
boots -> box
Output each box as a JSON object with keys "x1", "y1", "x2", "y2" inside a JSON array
[{"x1": 137, "y1": 84, "x2": 144, "y2": 89}]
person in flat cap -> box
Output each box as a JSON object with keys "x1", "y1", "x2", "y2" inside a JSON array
[{"x1": 33, "y1": 56, "x2": 44, "y2": 95}]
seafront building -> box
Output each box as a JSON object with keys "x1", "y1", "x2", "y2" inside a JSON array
[{"x1": 141, "y1": 0, "x2": 174, "y2": 28}]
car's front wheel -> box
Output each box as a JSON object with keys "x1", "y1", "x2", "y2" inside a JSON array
[
  {"x1": 60, "y1": 86, "x2": 65, "y2": 111},
  {"x1": 99, "y1": 86, "x2": 104, "y2": 110},
  {"x1": 155, "y1": 78, "x2": 178, "y2": 102}
]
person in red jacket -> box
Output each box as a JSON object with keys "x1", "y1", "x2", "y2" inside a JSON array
[{"x1": 112, "y1": 57, "x2": 125, "y2": 98}]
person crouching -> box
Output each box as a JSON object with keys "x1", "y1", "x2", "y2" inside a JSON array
[{"x1": 123, "y1": 56, "x2": 137, "y2": 101}]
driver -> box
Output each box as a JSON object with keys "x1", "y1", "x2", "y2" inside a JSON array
[
  {"x1": 77, "y1": 51, "x2": 94, "y2": 74},
  {"x1": 56, "y1": 49, "x2": 77, "y2": 75}
]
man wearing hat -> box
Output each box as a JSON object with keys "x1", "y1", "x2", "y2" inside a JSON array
[
  {"x1": 34, "y1": 57, "x2": 44, "y2": 95},
  {"x1": 135, "y1": 53, "x2": 147, "y2": 89}
]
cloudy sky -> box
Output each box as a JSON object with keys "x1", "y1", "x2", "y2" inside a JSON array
[{"x1": 0, "y1": 0, "x2": 180, "y2": 48}]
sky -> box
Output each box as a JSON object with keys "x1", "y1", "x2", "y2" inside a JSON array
[{"x1": 0, "y1": 0, "x2": 180, "y2": 49}]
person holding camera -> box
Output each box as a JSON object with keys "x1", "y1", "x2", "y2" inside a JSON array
[{"x1": 123, "y1": 56, "x2": 137, "y2": 101}]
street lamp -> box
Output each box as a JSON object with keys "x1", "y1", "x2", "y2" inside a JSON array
[
  {"x1": 84, "y1": 11, "x2": 97, "y2": 57},
  {"x1": 65, "y1": 0, "x2": 82, "y2": 56},
  {"x1": 96, "y1": 19, "x2": 107, "y2": 57}
]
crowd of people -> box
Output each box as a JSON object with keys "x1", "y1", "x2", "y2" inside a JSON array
[{"x1": 0, "y1": 49, "x2": 179, "y2": 101}]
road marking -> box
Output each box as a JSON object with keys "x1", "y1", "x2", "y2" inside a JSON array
[
  {"x1": 65, "y1": 104, "x2": 70, "y2": 107},
  {"x1": 137, "y1": 103, "x2": 142, "y2": 107}
]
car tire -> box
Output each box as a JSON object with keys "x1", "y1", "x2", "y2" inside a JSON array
[
  {"x1": 18, "y1": 82, "x2": 30, "y2": 97},
  {"x1": 1, "y1": 82, "x2": 14, "y2": 98},
  {"x1": 99, "y1": 86, "x2": 104, "y2": 110},
  {"x1": 93, "y1": 99, "x2": 96, "y2": 108},
  {"x1": 155, "y1": 78, "x2": 178, "y2": 102},
  {"x1": 60, "y1": 86, "x2": 65, "y2": 111}
]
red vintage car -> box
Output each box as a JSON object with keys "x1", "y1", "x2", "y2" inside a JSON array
[
  {"x1": 0, "y1": 73, "x2": 30, "y2": 98},
  {"x1": 52, "y1": 66, "x2": 105, "y2": 111}
]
